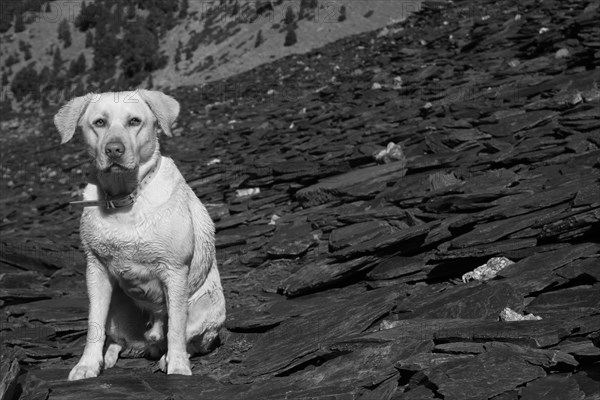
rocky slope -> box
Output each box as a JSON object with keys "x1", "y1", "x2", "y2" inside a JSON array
[{"x1": 1, "y1": 0, "x2": 600, "y2": 399}]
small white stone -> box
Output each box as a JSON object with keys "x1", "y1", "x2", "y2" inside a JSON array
[
  {"x1": 462, "y1": 257, "x2": 514, "y2": 283},
  {"x1": 236, "y1": 188, "x2": 260, "y2": 198},
  {"x1": 499, "y1": 307, "x2": 542, "y2": 322},
  {"x1": 374, "y1": 142, "x2": 406, "y2": 165},
  {"x1": 555, "y1": 48, "x2": 570, "y2": 59}
]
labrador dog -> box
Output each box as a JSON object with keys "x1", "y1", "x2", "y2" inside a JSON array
[{"x1": 54, "y1": 90, "x2": 226, "y2": 380}]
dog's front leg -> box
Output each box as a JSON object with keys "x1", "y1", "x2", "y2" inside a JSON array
[
  {"x1": 69, "y1": 254, "x2": 113, "y2": 380},
  {"x1": 162, "y1": 265, "x2": 192, "y2": 375}
]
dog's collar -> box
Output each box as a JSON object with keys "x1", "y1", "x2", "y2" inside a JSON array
[{"x1": 70, "y1": 157, "x2": 162, "y2": 209}]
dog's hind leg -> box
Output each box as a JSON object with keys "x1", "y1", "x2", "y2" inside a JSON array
[{"x1": 186, "y1": 264, "x2": 226, "y2": 355}]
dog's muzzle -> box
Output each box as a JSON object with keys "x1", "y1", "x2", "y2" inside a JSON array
[{"x1": 105, "y1": 141, "x2": 125, "y2": 160}]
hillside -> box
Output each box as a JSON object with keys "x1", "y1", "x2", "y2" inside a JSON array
[
  {"x1": 0, "y1": 0, "x2": 420, "y2": 112},
  {"x1": 1, "y1": 0, "x2": 599, "y2": 399}
]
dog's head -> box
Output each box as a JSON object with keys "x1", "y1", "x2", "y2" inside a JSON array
[{"x1": 54, "y1": 90, "x2": 179, "y2": 173}]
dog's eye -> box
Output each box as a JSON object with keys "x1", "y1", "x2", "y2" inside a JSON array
[
  {"x1": 93, "y1": 118, "x2": 106, "y2": 127},
  {"x1": 129, "y1": 118, "x2": 141, "y2": 126}
]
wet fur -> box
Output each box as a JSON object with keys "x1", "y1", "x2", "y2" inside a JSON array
[{"x1": 55, "y1": 91, "x2": 226, "y2": 380}]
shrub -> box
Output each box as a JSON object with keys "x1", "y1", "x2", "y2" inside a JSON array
[
  {"x1": 255, "y1": 0, "x2": 273, "y2": 16},
  {"x1": 299, "y1": 0, "x2": 318, "y2": 20},
  {"x1": 19, "y1": 41, "x2": 32, "y2": 60},
  {"x1": 11, "y1": 63, "x2": 40, "y2": 101},
  {"x1": 5, "y1": 54, "x2": 19, "y2": 68},
  {"x1": 126, "y1": 1, "x2": 136, "y2": 20},
  {"x1": 75, "y1": 2, "x2": 105, "y2": 32}
]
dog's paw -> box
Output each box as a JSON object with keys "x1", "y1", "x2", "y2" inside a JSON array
[
  {"x1": 103, "y1": 344, "x2": 121, "y2": 369},
  {"x1": 68, "y1": 361, "x2": 102, "y2": 380},
  {"x1": 158, "y1": 354, "x2": 167, "y2": 372},
  {"x1": 165, "y1": 352, "x2": 192, "y2": 376}
]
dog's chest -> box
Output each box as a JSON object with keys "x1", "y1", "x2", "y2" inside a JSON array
[
  {"x1": 82, "y1": 208, "x2": 162, "y2": 261},
  {"x1": 81, "y1": 209, "x2": 169, "y2": 305}
]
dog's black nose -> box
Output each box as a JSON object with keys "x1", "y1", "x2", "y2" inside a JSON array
[{"x1": 105, "y1": 141, "x2": 125, "y2": 159}]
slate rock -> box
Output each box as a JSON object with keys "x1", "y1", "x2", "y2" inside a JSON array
[
  {"x1": 336, "y1": 206, "x2": 408, "y2": 224},
  {"x1": 329, "y1": 221, "x2": 397, "y2": 251},
  {"x1": 497, "y1": 243, "x2": 600, "y2": 295},
  {"x1": 279, "y1": 256, "x2": 376, "y2": 297},
  {"x1": 519, "y1": 374, "x2": 586, "y2": 400},
  {"x1": 332, "y1": 221, "x2": 435, "y2": 260},
  {"x1": 479, "y1": 110, "x2": 559, "y2": 137},
  {"x1": 367, "y1": 256, "x2": 427, "y2": 280},
  {"x1": 32, "y1": 368, "x2": 230, "y2": 400},
  {"x1": 0, "y1": 353, "x2": 19, "y2": 400},
  {"x1": 550, "y1": 339, "x2": 600, "y2": 358},
  {"x1": 0, "y1": 271, "x2": 55, "y2": 305},
  {"x1": 408, "y1": 282, "x2": 522, "y2": 320},
  {"x1": 225, "y1": 307, "x2": 289, "y2": 332},
  {"x1": 395, "y1": 385, "x2": 437, "y2": 399},
  {"x1": 425, "y1": 344, "x2": 548, "y2": 400},
  {"x1": 265, "y1": 223, "x2": 315, "y2": 258},
  {"x1": 216, "y1": 224, "x2": 275, "y2": 249},
  {"x1": 296, "y1": 161, "x2": 407, "y2": 206},
  {"x1": 241, "y1": 287, "x2": 398, "y2": 377},
  {"x1": 7, "y1": 297, "x2": 88, "y2": 324},
  {"x1": 434, "y1": 342, "x2": 486, "y2": 355},
  {"x1": 572, "y1": 369, "x2": 600, "y2": 399},
  {"x1": 368, "y1": 318, "x2": 568, "y2": 348},
  {"x1": 525, "y1": 284, "x2": 600, "y2": 318}
]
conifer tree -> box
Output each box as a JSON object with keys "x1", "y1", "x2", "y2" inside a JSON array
[
  {"x1": 85, "y1": 31, "x2": 93, "y2": 47},
  {"x1": 179, "y1": 0, "x2": 189, "y2": 18},
  {"x1": 338, "y1": 5, "x2": 346, "y2": 22},
  {"x1": 284, "y1": 25, "x2": 297, "y2": 47},
  {"x1": 14, "y1": 13, "x2": 25, "y2": 33},
  {"x1": 69, "y1": 53, "x2": 87, "y2": 75},
  {"x1": 52, "y1": 48, "x2": 63, "y2": 74},
  {"x1": 58, "y1": 19, "x2": 72, "y2": 47},
  {"x1": 284, "y1": 6, "x2": 295, "y2": 25},
  {"x1": 255, "y1": 29, "x2": 264, "y2": 48}
]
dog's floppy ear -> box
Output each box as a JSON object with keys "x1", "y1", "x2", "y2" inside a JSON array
[
  {"x1": 138, "y1": 90, "x2": 180, "y2": 137},
  {"x1": 54, "y1": 94, "x2": 94, "y2": 144}
]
